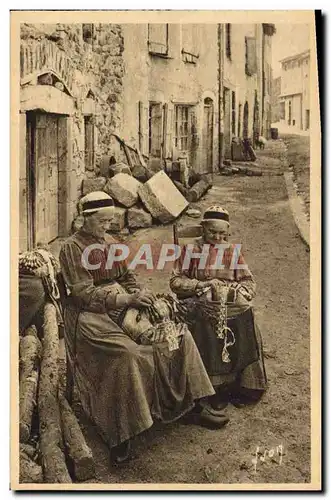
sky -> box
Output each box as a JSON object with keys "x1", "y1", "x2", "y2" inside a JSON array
[{"x1": 272, "y1": 23, "x2": 311, "y2": 78}]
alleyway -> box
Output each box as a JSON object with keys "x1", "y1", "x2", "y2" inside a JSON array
[{"x1": 73, "y1": 137, "x2": 311, "y2": 485}]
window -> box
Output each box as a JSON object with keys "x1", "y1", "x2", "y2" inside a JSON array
[
  {"x1": 149, "y1": 103, "x2": 163, "y2": 157},
  {"x1": 245, "y1": 37, "x2": 257, "y2": 76},
  {"x1": 148, "y1": 24, "x2": 168, "y2": 56},
  {"x1": 226, "y1": 24, "x2": 232, "y2": 60},
  {"x1": 84, "y1": 116, "x2": 95, "y2": 171},
  {"x1": 231, "y1": 91, "x2": 236, "y2": 135},
  {"x1": 182, "y1": 24, "x2": 199, "y2": 64},
  {"x1": 174, "y1": 106, "x2": 190, "y2": 152},
  {"x1": 82, "y1": 24, "x2": 94, "y2": 44}
]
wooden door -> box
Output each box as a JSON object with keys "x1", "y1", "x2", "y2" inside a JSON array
[
  {"x1": 34, "y1": 113, "x2": 59, "y2": 245},
  {"x1": 202, "y1": 98, "x2": 214, "y2": 172}
]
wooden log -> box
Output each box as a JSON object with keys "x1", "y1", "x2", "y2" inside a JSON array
[
  {"x1": 21, "y1": 324, "x2": 38, "y2": 339},
  {"x1": 186, "y1": 178, "x2": 212, "y2": 203},
  {"x1": 20, "y1": 369, "x2": 39, "y2": 443},
  {"x1": 19, "y1": 334, "x2": 42, "y2": 443},
  {"x1": 19, "y1": 333, "x2": 42, "y2": 381},
  {"x1": 19, "y1": 452, "x2": 43, "y2": 483},
  {"x1": 60, "y1": 396, "x2": 95, "y2": 481},
  {"x1": 38, "y1": 302, "x2": 71, "y2": 483}
]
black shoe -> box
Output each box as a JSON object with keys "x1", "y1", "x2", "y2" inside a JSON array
[
  {"x1": 110, "y1": 440, "x2": 131, "y2": 464},
  {"x1": 188, "y1": 406, "x2": 229, "y2": 429}
]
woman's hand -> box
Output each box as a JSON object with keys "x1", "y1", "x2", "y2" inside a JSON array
[{"x1": 129, "y1": 290, "x2": 155, "y2": 308}]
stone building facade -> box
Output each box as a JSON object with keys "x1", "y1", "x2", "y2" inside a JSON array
[
  {"x1": 221, "y1": 23, "x2": 275, "y2": 158},
  {"x1": 278, "y1": 50, "x2": 310, "y2": 132},
  {"x1": 19, "y1": 22, "x2": 275, "y2": 252}
]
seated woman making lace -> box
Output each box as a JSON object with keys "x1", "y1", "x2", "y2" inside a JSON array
[
  {"x1": 59, "y1": 192, "x2": 229, "y2": 464},
  {"x1": 170, "y1": 206, "x2": 267, "y2": 413}
]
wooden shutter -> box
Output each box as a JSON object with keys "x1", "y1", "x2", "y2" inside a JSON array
[
  {"x1": 148, "y1": 24, "x2": 168, "y2": 55},
  {"x1": 245, "y1": 37, "x2": 257, "y2": 76},
  {"x1": 182, "y1": 24, "x2": 198, "y2": 56},
  {"x1": 188, "y1": 107, "x2": 198, "y2": 168},
  {"x1": 150, "y1": 103, "x2": 162, "y2": 157},
  {"x1": 138, "y1": 101, "x2": 144, "y2": 152},
  {"x1": 163, "y1": 104, "x2": 174, "y2": 159},
  {"x1": 138, "y1": 101, "x2": 149, "y2": 156}
]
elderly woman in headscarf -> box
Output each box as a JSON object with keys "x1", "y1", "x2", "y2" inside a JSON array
[
  {"x1": 59, "y1": 192, "x2": 228, "y2": 464},
  {"x1": 170, "y1": 206, "x2": 267, "y2": 412}
]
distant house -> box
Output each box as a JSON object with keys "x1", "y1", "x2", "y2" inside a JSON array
[
  {"x1": 279, "y1": 50, "x2": 310, "y2": 131},
  {"x1": 222, "y1": 23, "x2": 275, "y2": 157}
]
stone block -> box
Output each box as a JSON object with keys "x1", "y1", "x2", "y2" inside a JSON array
[
  {"x1": 82, "y1": 177, "x2": 107, "y2": 196},
  {"x1": 138, "y1": 171, "x2": 189, "y2": 224},
  {"x1": 128, "y1": 207, "x2": 153, "y2": 229},
  {"x1": 108, "y1": 207, "x2": 127, "y2": 233},
  {"x1": 104, "y1": 173, "x2": 141, "y2": 208}
]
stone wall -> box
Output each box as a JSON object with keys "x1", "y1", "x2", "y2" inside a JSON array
[
  {"x1": 21, "y1": 22, "x2": 126, "y2": 174},
  {"x1": 20, "y1": 23, "x2": 127, "y2": 247}
]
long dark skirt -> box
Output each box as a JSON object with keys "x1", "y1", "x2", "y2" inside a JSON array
[{"x1": 177, "y1": 299, "x2": 267, "y2": 397}]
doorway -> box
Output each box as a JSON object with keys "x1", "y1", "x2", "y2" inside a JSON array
[{"x1": 26, "y1": 111, "x2": 64, "y2": 248}]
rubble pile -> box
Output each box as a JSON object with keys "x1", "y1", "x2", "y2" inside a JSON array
[{"x1": 74, "y1": 148, "x2": 214, "y2": 234}]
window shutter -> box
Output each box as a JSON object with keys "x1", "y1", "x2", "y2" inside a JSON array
[
  {"x1": 163, "y1": 104, "x2": 173, "y2": 159},
  {"x1": 138, "y1": 101, "x2": 149, "y2": 156},
  {"x1": 149, "y1": 103, "x2": 162, "y2": 157},
  {"x1": 148, "y1": 24, "x2": 168, "y2": 55},
  {"x1": 226, "y1": 24, "x2": 232, "y2": 60},
  {"x1": 188, "y1": 107, "x2": 198, "y2": 167},
  {"x1": 245, "y1": 37, "x2": 257, "y2": 76},
  {"x1": 143, "y1": 105, "x2": 149, "y2": 156},
  {"x1": 138, "y1": 101, "x2": 144, "y2": 153},
  {"x1": 182, "y1": 24, "x2": 198, "y2": 56}
]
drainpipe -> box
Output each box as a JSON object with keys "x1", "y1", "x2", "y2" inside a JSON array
[{"x1": 218, "y1": 23, "x2": 224, "y2": 171}]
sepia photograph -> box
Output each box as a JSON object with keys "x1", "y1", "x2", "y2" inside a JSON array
[{"x1": 10, "y1": 10, "x2": 321, "y2": 491}]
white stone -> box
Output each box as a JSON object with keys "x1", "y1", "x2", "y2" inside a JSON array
[{"x1": 138, "y1": 171, "x2": 189, "y2": 223}]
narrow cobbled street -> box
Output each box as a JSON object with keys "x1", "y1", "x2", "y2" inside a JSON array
[{"x1": 74, "y1": 135, "x2": 310, "y2": 485}]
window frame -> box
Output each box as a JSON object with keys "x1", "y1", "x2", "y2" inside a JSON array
[{"x1": 174, "y1": 105, "x2": 190, "y2": 153}]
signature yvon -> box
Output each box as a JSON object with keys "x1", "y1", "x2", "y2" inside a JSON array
[{"x1": 252, "y1": 444, "x2": 284, "y2": 473}]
